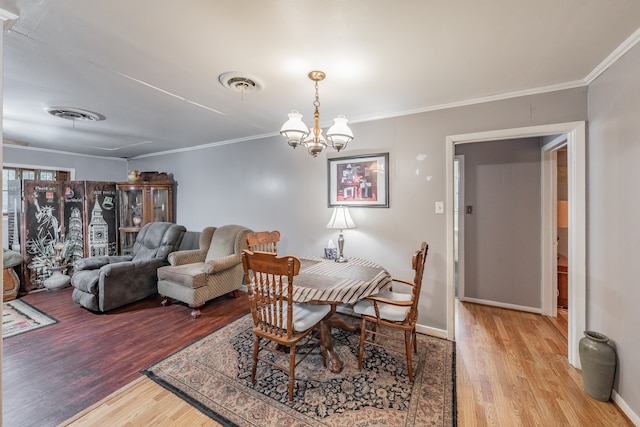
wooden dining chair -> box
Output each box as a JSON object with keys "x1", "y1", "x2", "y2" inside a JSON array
[
  {"x1": 353, "y1": 242, "x2": 428, "y2": 383},
  {"x1": 246, "y1": 230, "x2": 280, "y2": 254},
  {"x1": 241, "y1": 250, "x2": 331, "y2": 401}
]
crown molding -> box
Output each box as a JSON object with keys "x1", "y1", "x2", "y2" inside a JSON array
[
  {"x1": 585, "y1": 26, "x2": 640, "y2": 84},
  {"x1": 3, "y1": 143, "x2": 128, "y2": 161}
]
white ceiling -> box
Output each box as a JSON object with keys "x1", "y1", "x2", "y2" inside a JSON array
[{"x1": 2, "y1": 0, "x2": 640, "y2": 159}]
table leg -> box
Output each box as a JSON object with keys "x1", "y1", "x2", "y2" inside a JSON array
[{"x1": 320, "y1": 305, "x2": 362, "y2": 373}]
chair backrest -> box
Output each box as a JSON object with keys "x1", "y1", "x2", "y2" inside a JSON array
[
  {"x1": 242, "y1": 250, "x2": 300, "y2": 339},
  {"x1": 407, "y1": 242, "x2": 429, "y2": 323},
  {"x1": 132, "y1": 222, "x2": 186, "y2": 261},
  {"x1": 247, "y1": 230, "x2": 280, "y2": 254},
  {"x1": 204, "y1": 225, "x2": 251, "y2": 262}
]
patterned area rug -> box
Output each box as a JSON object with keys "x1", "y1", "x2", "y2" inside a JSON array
[
  {"x1": 2, "y1": 299, "x2": 58, "y2": 338},
  {"x1": 143, "y1": 313, "x2": 456, "y2": 426}
]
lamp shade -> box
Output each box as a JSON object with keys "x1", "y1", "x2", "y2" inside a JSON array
[
  {"x1": 326, "y1": 206, "x2": 357, "y2": 230},
  {"x1": 280, "y1": 110, "x2": 309, "y2": 148},
  {"x1": 326, "y1": 115, "x2": 354, "y2": 152}
]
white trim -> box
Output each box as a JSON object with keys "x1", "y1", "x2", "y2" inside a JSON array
[
  {"x1": 416, "y1": 324, "x2": 448, "y2": 340},
  {"x1": 541, "y1": 140, "x2": 563, "y2": 320},
  {"x1": 585, "y1": 26, "x2": 640, "y2": 85},
  {"x1": 454, "y1": 155, "x2": 465, "y2": 300},
  {"x1": 445, "y1": 137, "x2": 456, "y2": 341},
  {"x1": 446, "y1": 122, "x2": 586, "y2": 369},
  {"x1": 0, "y1": 8, "x2": 18, "y2": 22},
  {"x1": 458, "y1": 297, "x2": 542, "y2": 314},
  {"x1": 129, "y1": 132, "x2": 280, "y2": 159},
  {"x1": 3, "y1": 143, "x2": 128, "y2": 161},
  {"x1": 612, "y1": 389, "x2": 640, "y2": 426}
]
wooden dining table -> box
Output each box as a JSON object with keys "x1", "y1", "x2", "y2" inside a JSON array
[{"x1": 292, "y1": 256, "x2": 392, "y2": 373}]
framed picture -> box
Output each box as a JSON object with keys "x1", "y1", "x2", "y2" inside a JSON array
[{"x1": 328, "y1": 153, "x2": 389, "y2": 207}]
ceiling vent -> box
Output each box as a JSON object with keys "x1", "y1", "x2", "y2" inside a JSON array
[
  {"x1": 45, "y1": 106, "x2": 105, "y2": 121},
  {"x1": 218, "y1": 72, "x2": 263, "y2": 95}
]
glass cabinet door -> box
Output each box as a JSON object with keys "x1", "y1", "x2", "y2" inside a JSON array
[
  {"x1": 150, "y1": 188, "x2": 168, "y2": 222},
  {"x1": 119, "y1": 188, "x2": 144, "y2": 228}
]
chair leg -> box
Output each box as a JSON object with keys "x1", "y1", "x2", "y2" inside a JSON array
[
  {"x1": 189, "y1": 304, "x2": 203, "y2": 319},
  {"x1": 405, "y1": 329, "x2": 414, "y2": 383},
  {"x1": 358, "y1": 317, "x2": 367, "y2": 371},
  {"x1": 252, "y1": 337, "x2": 259, "y2": 385},
  {"x1": 412, "y1": 327, "x2": 417, "y2": 353},
  {"x1": 289, "y1": 344, "x2": 296, "y2": 402},
  {"x1": 319, "y1": 322, "x2": 327, "y2": 368}
]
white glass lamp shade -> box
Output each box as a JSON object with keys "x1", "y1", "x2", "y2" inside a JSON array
[
  {"x1": 326, "y1": 206, "x2": 357, "y2": 230},
  {"x1": 326, "y1": 115, "x2": 354, "y2": 152},
  {"x1": 303, "y1": 128, "x2": 327, "y2": 157},
  {"x1": 280, "y1": 111, "x2": 309, "y2": 149}
]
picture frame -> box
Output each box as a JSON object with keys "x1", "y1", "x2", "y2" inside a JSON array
[{"x1": 327, "y1": 153, "x2": 389, "y2": 207}]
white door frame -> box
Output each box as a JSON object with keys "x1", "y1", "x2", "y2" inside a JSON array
[
  {"x1": 454, "y1": 155, "x2": 465, "y2": 300},
  {"x1": 446, "y1": 121, "x2": 586, "y2": 367}
]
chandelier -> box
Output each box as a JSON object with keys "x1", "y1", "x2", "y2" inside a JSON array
[{"x1": 280, "y1": 70, "x2": 353, "y2": 157}]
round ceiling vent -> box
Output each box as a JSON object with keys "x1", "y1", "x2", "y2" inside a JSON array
[
  {"x1": 218, "y1": 72, "x2": 263, "y2": 94},
  {"x1": 45, "y1": 106, "x2": 105, "y2": 121}
]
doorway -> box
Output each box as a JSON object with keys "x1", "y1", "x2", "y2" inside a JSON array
[{"x1": 446, "y1": 122, "x2": 586, "y2": 368}]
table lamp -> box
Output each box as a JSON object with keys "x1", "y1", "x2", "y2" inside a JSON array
[{"x1": 326, "y1": 206, "x2": 357, "y2": 263}]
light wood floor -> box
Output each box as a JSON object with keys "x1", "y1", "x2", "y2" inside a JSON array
[{"x1": 62, "y1": 301, "x2": 632, "y2": 426}]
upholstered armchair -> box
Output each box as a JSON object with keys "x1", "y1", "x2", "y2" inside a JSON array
[
  {"x1": 157, "y1": 224, "x2": 251, "y2": 318},
  {"x1": 71, "y1": 222, "x2": 186, "y2": 312}
]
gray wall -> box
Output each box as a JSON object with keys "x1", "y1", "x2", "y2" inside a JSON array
[
  {"x1": 2, "y1": 146, "x2": 127, "y2": 181},
  {"x1": 588, "y1": 41, "x2": 640, "y2": 415},
  {"x1": 131, "y1": 87, "x2": 587, "y2": 332},
  {"x1": 456, "y1": 138, "x2": 542, "y2": 307}
]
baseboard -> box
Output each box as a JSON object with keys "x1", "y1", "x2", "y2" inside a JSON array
[
  {"x1": 416, "y1": 324, "x2": 448, "y2": 339},
  {"x1": 612, "y1": 389, "x2": 640, "y2": 426},
  {"x1": 458, "y1": 297, "x2": 542, "y2": 314}
]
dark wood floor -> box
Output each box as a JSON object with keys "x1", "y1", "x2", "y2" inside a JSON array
[{"x1": 2, "y1": 287, "x2": 250, "y2": 427}]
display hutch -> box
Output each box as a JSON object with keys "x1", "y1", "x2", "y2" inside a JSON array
[{"x1": 117, "y1": 180, "x2": 174, "y2": 254}]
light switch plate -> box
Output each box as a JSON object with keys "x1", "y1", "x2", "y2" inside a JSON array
[{"x1": 435, "y1": 201, "x2": 444, "y2": 214}]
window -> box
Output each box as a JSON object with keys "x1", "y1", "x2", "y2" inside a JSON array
[{"x1": 2, "y1": 167, "x2": 72, "y2": 215}]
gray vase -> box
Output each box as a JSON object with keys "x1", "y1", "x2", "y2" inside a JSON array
[{"x1": 579, "y1": 331, "x2": 616, "y2": 401}]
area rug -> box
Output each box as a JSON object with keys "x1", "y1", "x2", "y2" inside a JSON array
[
  {"x1": 2, "y1": 299, "x2": 58, "y2": 338},
  {"x1": 143, "y1": 313, "x2": 456, "y2": 426}
]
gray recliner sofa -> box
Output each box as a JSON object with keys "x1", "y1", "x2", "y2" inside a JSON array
[{"x1": 71, "y1": 222, "x2": 186, "y2": 312}]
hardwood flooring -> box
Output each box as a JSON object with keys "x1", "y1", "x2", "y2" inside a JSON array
[
  {"x1": 456, "y1": 302, "x2": 631, "y2": 426},
  {"x1": 2, "y1": 287, "x2": 249, "y2": 427},
  {"x1": 3, "y1": 291, "x2": 632, "y2": 426}
]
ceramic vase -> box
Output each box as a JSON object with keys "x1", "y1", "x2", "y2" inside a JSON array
[
  {"x1": 128, "y1": 169, "x2": 141, "y2": 183},
  {"x1": 43, "y1": 266, "x2": 70, "y2": 291},
  {"x1": 579, "y1": 331, "x2": 616, "y2": 401}
]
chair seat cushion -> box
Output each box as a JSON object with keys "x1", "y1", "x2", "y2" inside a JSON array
[
  {"x1": 353, "y1": 290, "x2": 411, "y2": 322},
  {"x1": 157, "y1": 262, "x2": 207, "y2": 289},
  {"x1": 282, "y1": 301, "x2": 331, "y2": 332}
]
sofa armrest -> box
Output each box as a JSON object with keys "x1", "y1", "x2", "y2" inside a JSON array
[
  {"x1": 101, "y1": 258, "x2": 165, "y2": 277},
  {"x1": 99, "y1": 258, "x2": 166, "y2": 312},
  {"x1": 168, "y1": 249, "x2": 207, "y2": 266},
  {"x1": 74, "y1": 255, "x2": 133, "y2": 271},
  {"x1": 74, "y1": 256, "x2": 110, "y2": 271},
  {"x1": 204, "y1": 254, "x2": 241, "y2": 274}
]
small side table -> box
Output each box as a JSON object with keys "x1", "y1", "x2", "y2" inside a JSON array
[{"x1": 3, "y1": 267, "x2": 20, "y2": 301}]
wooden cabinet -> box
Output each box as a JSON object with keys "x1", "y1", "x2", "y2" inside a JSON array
[
  {"x1": 117, "y1": 181, "x2": 174, "y2": 254},
  {"x1": 557, "y1": 254, "x2": 568, "y2": 308}
]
